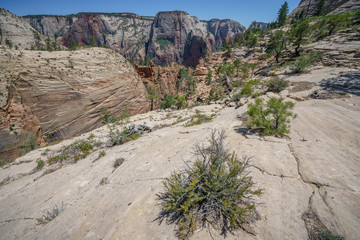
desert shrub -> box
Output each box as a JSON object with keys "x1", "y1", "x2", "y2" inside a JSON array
[
  {"x1": 218, "y1": 62, "x2": 235, "y2": 77},
  {"x1": 37, "y1": 159, "x2": 45, "y2": 169},
  {"x1": 175, "y1": 94, "x2": 187, "y2": 110},
  {"x1": 37, "y1": 202, "x2": 67, "y2": 224},
  {"x1": 319, "y1": 231, "x2": 344, "y2": 240},
  {"x1": 100, "y1": 108, "x2": 119, "y2": 124},
  {"x1": 23, "y1": 133, "x2": 39, "y2": 153},
  {"x1": 247, "y1": 97, "x2": 296, "y2": 136},
  {"x1": 99, "y1": 150, "x2": 106, "y2": 158},
  {"x1": 156, "y1": 39, "x2": 173, "y2": 50},
  {"x1": 292, "y1": 51, "x2": 323, "y2": 73},
  {"x1": 241, "y1": 79, "x2": 260, "y2": 97},
  {"x1": 160, "y1": 94, "x2": 176, "y2": 109},
  {"x1": 208, "y1": 85, "x2": 226, "y2": 102},
  {"x1": 184, "y1": 112, "x2": 213, "y2": 127},
  {"x1": 109, "y1": 126, "x2": 141, "y2": 146},
  {"x1": 266, "y1": 78, "x2": 289, "y2": 93},
  {"x1": 157, "y1": 130, "x2": 262, "y2": 239},
  {"x1": 114, "y1": 158, "x2": 125, "y2": 168},
  {"x1": 47, "y1": 140, "x2": 94, "y2": 164}
]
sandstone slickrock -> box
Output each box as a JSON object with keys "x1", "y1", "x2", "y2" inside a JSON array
[
  {"x1": 0, "y1": 47, "x2": 150, "y2": 160},
  {"x1": 0, "y1": 8, "x2": 45, "y2": 49},
  {"x1": 289, "y1": 0, "x2": 360, "y2": 18}
]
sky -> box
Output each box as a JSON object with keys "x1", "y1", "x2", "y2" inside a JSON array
[{"x1": 0, "y1": 0, "x2": 300, "y2": 27}]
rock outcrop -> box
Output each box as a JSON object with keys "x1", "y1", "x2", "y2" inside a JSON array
[
  {"x1": 0, "y1": 8, "x2": 46, "y2": 49},
  {"x1": 24, "y1": 11, "x2": 245, "y2": 67},
  {"x1": 24, "y1": 13, "x2": 154, "y2": 60},
  {"x1": 289, "y1": 0, "x2": 360, "y2": 18},
  {"x1": 207, "y1": 19, "x2": 246, "y2": 47},
  {"x1": 146, "y1": 11, "x2": 212, "y2": 65},
  {"x1": 0, "y1": 47, "x2": 150, "y2": 160}
]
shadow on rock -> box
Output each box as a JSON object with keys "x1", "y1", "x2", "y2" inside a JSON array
[{"x1": 319, "y1": 73, "x2": 360, "y2": 96}]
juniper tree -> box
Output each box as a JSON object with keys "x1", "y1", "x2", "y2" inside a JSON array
[
  {"x1": 289, "y1": 19, "x2": 311, "y2": 56},
  {"x1": 270, "y1": 30, "x2": 287, "y2": 63}
]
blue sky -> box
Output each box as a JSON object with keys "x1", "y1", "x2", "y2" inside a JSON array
[{"x1": 0, "y1": 0, "x2": 300, "y2": 27}]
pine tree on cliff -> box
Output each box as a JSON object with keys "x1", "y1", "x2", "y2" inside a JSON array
[
  {"x1": 315, "y1": 0, "x2": 327, "y2": 16},
  {"x1": 277, "y1": 1, "x2": 289, "y2": 27}
]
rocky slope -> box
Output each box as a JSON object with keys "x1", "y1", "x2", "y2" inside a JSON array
[
  {"x1": 0, "y1": 8, "x2": 46, "y2": 49},
  {"x1": 0, "y1": 67, "x2": 359, "y2": 239},
  {"x1": 0, "y1": 47, "x2": 150, "y2": 160},
  {"x1": 289, "y1": 0, "x2": 360, "y2": 18}
]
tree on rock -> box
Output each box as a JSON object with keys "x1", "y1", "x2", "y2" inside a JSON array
[
  {"x1": 270, "y1": 30, "x2": 287, "y2": 63},
  {"x1": 315, "y1": 0, "x2": 327, "y2": 16},
  {"x1": 277, "y1": 1, "x2": 289, "y2": 27}
]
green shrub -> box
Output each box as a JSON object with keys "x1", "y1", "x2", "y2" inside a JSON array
[
  {"x1": 47, "y1": 140, "x2": 94, "y2": 164},
  {"x1": 247, "y1": 97, "x2": 296, "y2": 136},
  {"x1": 114, "y1": 158, "x2": 125, "y2": 168},
  {"x1": 109, "y1": 127, "x2": 141, "y2": 146},
  {"x1": 157, "y1": 130, "x2": 262, "y2": 239},
  {"x1": 100, "y1": 108, "x2": 119, "y2": 124},
  {"x1": 184, "y1": 112, "x2": 213, "y2": 127},
  {"x1": 266, "y1": 78, "x2": 289, "y2": 93},
  {"x1": 99, "y1": 150, "x2": 106, "y2": 158},
  {"x1": 23, "y1": 133, "x2": 39, "y2": 153},
  {"x1": 292, "y1": 51, "x2": 323, "y2": 73},
  {"x1": 319, "y1": 231, "x2": 344, "y2": 240},
  {"x1": 156, "y1": 39, "x2": 173, "y2": 50},
  {"x1": 208, "y1": 85, "x2": 226, "y2": 102},
  {"x1": 175, "y1": 94, "x2": 187, "y2": 110},
  {"x1": 160, "y1": 94, "x2": 176, "y2": 109},
  {"x1": 241, "y1": 79, "x2": 260, "y2": 97},
  {"x1": 37, "y1": 159, "x2": 45, "y2": 169}
]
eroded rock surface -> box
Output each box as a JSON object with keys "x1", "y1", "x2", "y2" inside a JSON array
[{"x1": 0, "y1": 47, "x2": 150, "y2": 160}]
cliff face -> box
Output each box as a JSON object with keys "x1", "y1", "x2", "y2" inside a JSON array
[
  {"x1": 289, "y1": 0, "x2": 360, "y2": 18},
  {"x1": 24, "y1": 13, "x2": 154, "y2": 60},
  {"x1": 146, "y1": 11, "x2": 245, "y2": 66},
  {"x1": 0, "y1": 47, "x2": 150, "y2": 160},
  {"x1": 207, "y1": 19, "x2": 246, "y2": 47},
  {"x1": 24, "y1": 11, "x2": 245, "y2": 67},
  {"x1": 0, "y1": 8, "x2": 46, "y2": 49}
]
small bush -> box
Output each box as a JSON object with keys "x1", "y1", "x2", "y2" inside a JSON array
[
  {"x1": 266, "y1": 78, "x2": 289, "y2": 93},
  {"x1": 160, "y1": 94, "x2": 176, "y2": 109},
  {"x1": 319, "y1": 231, "x2": 344, "y2": 240},
  {"x1": 23, "y1": 133, "x2": 39, "y2": 153},
  {"x1": 37, "y1": 202, "x2": 67, "y2": 224},
  {"x1": 292, "y1": 51, "x2": 323, "y2": 73},
  {"x1": 240, "y1": 79, "x2": 260, "y2": 98},
  {"x1": 208, "y1": 85, "x2": 226, "y2": 102},
  {"x1": 99, "y1": 150, "x2": 106, "y2": 158},
  {"x1": 109, "y1": 126, "x2": 141, "y2": 146},
  {"x1": 100, "y1": 108, "x2": 119, "y2": 124},
  {"x1": 47, "y1": 140, "x2": 94, "y2": 164},
  {"x1": 114, "y1": 158, "x2": 125, "y2": 168},
  {"x1": 184, "y1": 113, "x2": 213, "y2": 127},
  {"x1": 37, "y1": 159, "x2": 45, "y2": 169},
  {"x1": 157, "y1": 130, "x2": 262, "y2": 239},
  {"x1": 247, "y1": 97, "x2": 296, "y2": 136}
]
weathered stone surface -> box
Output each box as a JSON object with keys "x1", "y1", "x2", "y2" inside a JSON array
[
  {"x1": 0, "y1": 47, "x2": 150, "y2": 159},
  {"x1": 207, "y1": 18, "x2": 246, "y2": 47},
  {"x1": 182, "y1": 33, "x2": 209, "y2": 68},
  {"x1": 0, "y1": 8, "x2": 45, "y2": 49},
  {"x1": 24, "y1": 13, "x2": 154, "y2": 60},
  {"x1": 289, "y1": 0, "x2": 360, "y2": 18}
]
